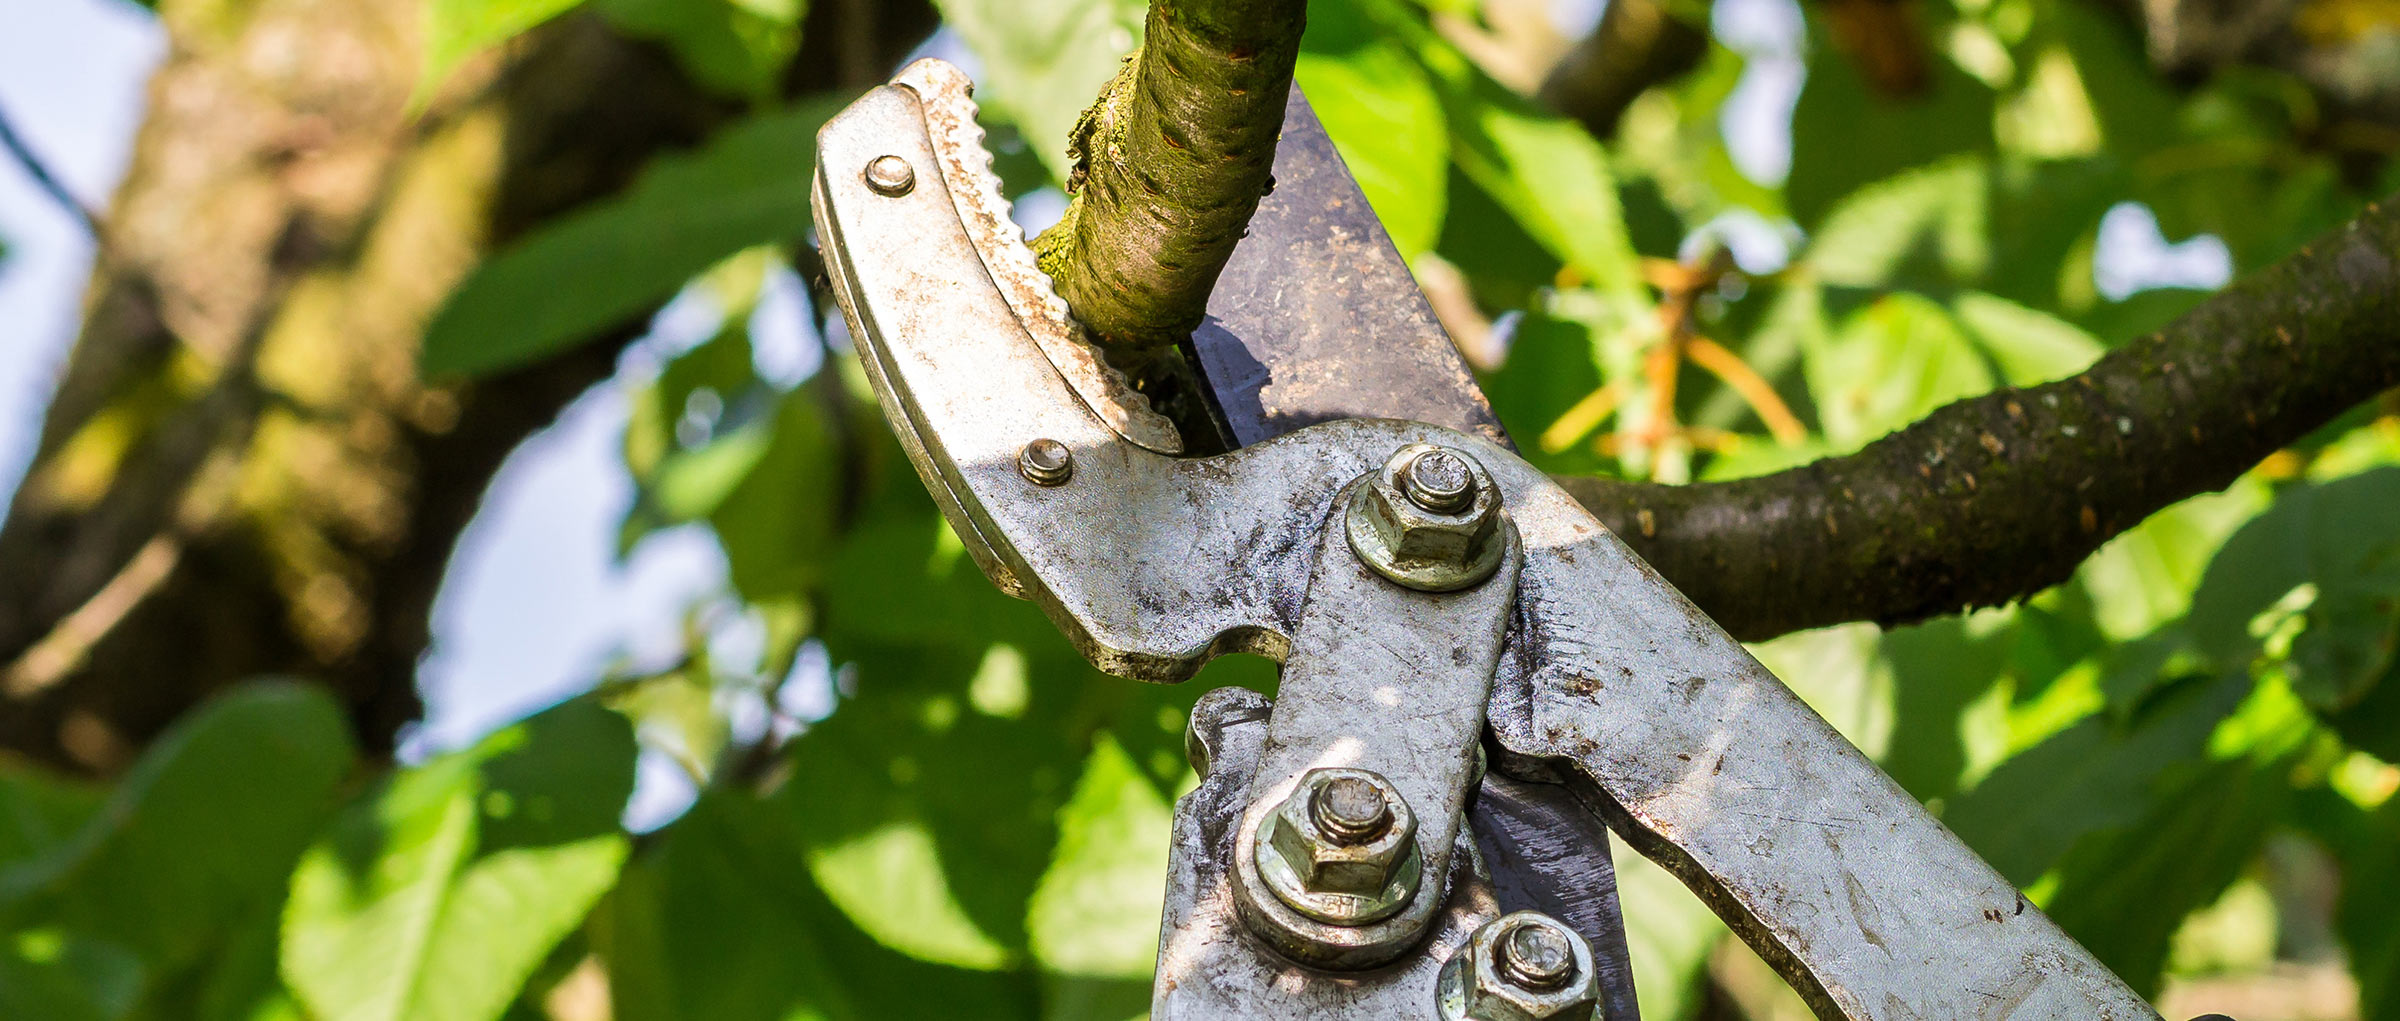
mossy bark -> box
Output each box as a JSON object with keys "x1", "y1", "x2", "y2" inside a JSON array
[
  {"x1": 1563, "y1": 195, "x2": 2400, "y2": 641},
  {"x1": 1031, "y1": 0, "x2": 1304, "y2": 440}
]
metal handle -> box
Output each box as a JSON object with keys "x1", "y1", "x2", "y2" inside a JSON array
[{"x1": 1482, "y1": 479, "x2": 2162, "y2": 1021}]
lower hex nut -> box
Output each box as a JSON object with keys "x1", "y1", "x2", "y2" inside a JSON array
[
  {"x1": 1251, "y1": 767, "x2": 1423, "y2": 927},
  {"x1": 1438, "y1": 912, "x2": 1602, "y2": 1021}
]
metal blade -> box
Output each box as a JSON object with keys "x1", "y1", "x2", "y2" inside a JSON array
[
  {"x1": 1469, "y1": 772, "x2": 1643, "y2": 1021},
  {"x1": 895, "y1": 59, "x2": 1185, "y2": 455},
  {"x1": 1195, "y1": 88, "x2": 1509, "y2": 450}
]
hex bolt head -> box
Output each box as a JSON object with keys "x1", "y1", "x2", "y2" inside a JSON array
[
  {"x1": 1252, "y1": 767, "x2": 1422, "y2": 926},
  {"x1": 1345, "y1": 443, "x2": 1506, "y2": 592},
  {"x1": 1438, "y1": 912, "x2": 1602, "y2": 1021},
  {"x1": 864, "y1": 154, "x2": 916, "y2": 196},
  {"x1": 1018, "y1": 438, "x2": 1073, "y2": 486}
]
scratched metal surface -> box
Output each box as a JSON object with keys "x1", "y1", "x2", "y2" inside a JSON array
[
  {"x1": 1224, "y1": 505, "x2": 1519, "y2": 968},
  {"x1": 1156, "y1": 687, "x2": 1503, "y2": 1019},
  {"x1": 817, "y1": 67, "x2": 2158, "y2": 1021},
  {"x1": 1470, "y1": 772, "x2": 1642, "y2": 1021},
  {"x1": 1195, "y1": 88, "x2": 1508, "y2": 451},
  {"x1": 1477, "y1": 477, "x2": 2164, "y2": 1020}
]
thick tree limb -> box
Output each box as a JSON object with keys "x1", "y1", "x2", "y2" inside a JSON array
[{"x1": 1563, "y1": 196, "x2": 2400, "y2": 641}]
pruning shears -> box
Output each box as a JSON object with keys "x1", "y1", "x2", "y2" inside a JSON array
[{"x1": 812, "y1": 59, "x2": 2172, "y2": 1021}]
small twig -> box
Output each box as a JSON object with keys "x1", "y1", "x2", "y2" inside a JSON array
[
  {"x1": 1685, "y1": 335, "x2": 1806, "y2": 444},
  {"x1": 3, "y1": 534, "x2": 182, "y2": 697},
  {"x1": 1540, "y1": 380, "x2": 1630, "y2": 454},
  {"x1": 0, "y1": 99, "x2": 102, "y2": 237}
]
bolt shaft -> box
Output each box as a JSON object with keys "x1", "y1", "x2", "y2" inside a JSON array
[
  {"x1": 1500, "y1": 919, "x2": 1576, "y2": 990},
  {"x1": 1402, "y1": 449, "x2": 1477, "y2": 514},
  {"x1": 1310, "y1": 776, "x2": 1393, "y2": 844}
]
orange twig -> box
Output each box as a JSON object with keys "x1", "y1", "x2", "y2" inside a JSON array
[{"x1": 1685, "y1": 335, "x2": 1806, "y2": 444}]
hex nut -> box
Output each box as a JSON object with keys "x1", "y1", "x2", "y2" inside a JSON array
[
  {"x1": 1437, "y1": 912, "x2": 1602, "y2": 1021},
  {"x1": 1345, "y1": 443, "x2": 1506, "y2": 592},
  {"x1": 1252, "y1": 767, "x2": 1423, "y2": 926}
]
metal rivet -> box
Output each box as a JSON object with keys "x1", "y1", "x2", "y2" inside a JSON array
[
  {"x1": 1500, "y1": 919, "x2": 1576, "y2": 991},
  {"x1": 1018, "y1": 438, "x2": 1073, "y2": 486},
  {"x1": 865, "y1": 154, "x2": 916, "y2": 196},
  {"x1": 1402, "y1": 448, "x2": 1476, "y2": 514}
]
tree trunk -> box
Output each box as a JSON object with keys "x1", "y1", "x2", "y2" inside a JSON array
[{"x1": 0, "y1": 0, "x2": 932, "y2": 773}]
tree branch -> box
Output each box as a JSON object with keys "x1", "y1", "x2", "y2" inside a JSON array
[
  {"x1": 0, "y1": 98, "x2": 102, "y2": 237},
  {"x1": 1562, "y1": 195, "x2": 2400, "y2": 641},
  {"x1": 1029, "y1": 0, "x2": 1304, "y2": 441},
  {"x1": 1538, "y1": 0, "x2": 1709, "y2": 141}
]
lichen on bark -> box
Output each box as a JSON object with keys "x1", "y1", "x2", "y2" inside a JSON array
[{"x1": 1030, "y1": 0, "x2": 1305, "y2": 441}]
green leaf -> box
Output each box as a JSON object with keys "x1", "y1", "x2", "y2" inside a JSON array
[
  {"x1": 1434, "y1": 165, "x2": 1563, "y2": 314},
  {"x1": 593, "y1": 790, "x2": 1038, "y2": 1021},
  {"x1": 420, "y1": 0, "x2": 588, "y2": 102},
  {"x1": 2188, "y1": 469, "x2": 2400, "y2": 713},
  {"x1": 1802, "y1": 156, "x2": 1990, "y2": 292},
  {"x1": 621, "y1": 323, "x2": 777, "y2": 551},
  {"x1": 1943, "y1": 670, "x2": 2248, "y2": 884},
  {"x1": 2074, "y1": 485, "x2": 2271, "y2": 643},
  {"x1": 0, "y1": 929, "x2": 143, "y2": 1021},
  {"x1": 930, "y1": 0, "x2": 1145, "y2": 182},
  {"x1": 1479, "y1": 304, "x2": 1604, "y2": 474},
  {"x1": 421, "y1": 97, "x2": 846, "y2": 379},
  {"x1": 1950, "y1": 291, "x2": 2104, "y2": 385},
  {"x1": 709, "y1": 388, "x2": 838, "y2": 603},
  {"x1": 1296, "y1": 0, "x2": 1447, "y2": 256},
  {"x1": 1787, "y1": 36, "x2": 1997, "y2": 228},
  {"x1": 593, "y1": 0, "x2": 805, "y2": 100},
  {"x1": 2297, "y1": 789, "x2": 2400, "y2": 1021},
  {"x1": 777, "y1": 640, "x2": 1075, "y2": 970},
  {"x1": 2043, "y1": 0, "x2": 2180, "y2": 159},
  {"x1": 282, "y1": 700, "x2": 635, "y2": 1021},
  {"x1": 1431, "y1": 55, "x2": 1640, "y2": 299},
  {"x1": 1802, "y1": 292, "x2": 1993, "y2": 449},
  {"x1": 1, "y1": 683, "x2": 356, "y2": 966},
  {"x1": 1880, "y1": 614, "x2": 2016, "y2": 801},
  {"x1": 0, "y1": 769, "x2": 104, "y2": 874},
  {"x1": 2043, "y1": 759, "x2": 2285, "y2": 996},
  {"x1": 1612, "y1": 851, "x2": 1728, "y2": 1021},
  {"x1": 1024, "y1": 735, "x2": 1170, "y2": 980}
]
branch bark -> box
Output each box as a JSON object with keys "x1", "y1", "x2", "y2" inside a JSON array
[
  {"x1": 1029, "y1": 0, "x2": 1305, "y2": 441},
  {"x1": 1564, "y1": 196, "x2": 2400, "y2": 641},
  {"x1": 1032, "y1": 0, "x2": 1304, "y2": 351}
]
